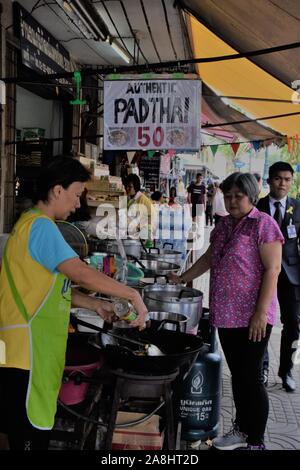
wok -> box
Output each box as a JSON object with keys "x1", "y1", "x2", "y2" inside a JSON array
[
  {"x1": 129, "y1": 255, "x2": 180, "y2": 276},
  {"x1": 88, "y1": 322, "x2": 204, "y2": 374}
]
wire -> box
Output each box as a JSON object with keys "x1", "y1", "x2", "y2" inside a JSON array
[
  {"x1": 5, "y1": 0, "x2": 46, "y2": 31},
  {"x1": 119, "y1": 0, "x2": 148, "y2": 64},
  {"x1": 161, "y1": 0, "x2": 178, "y2": 60},
  {"x1": 100, "y1": 0, "x2": 134, "y2": 60},
  {"x1": 203, "y1": 94, "x2": 297, "y2": 104},
  {"x1": 203, "y1": 110, "x2": 300, "y2": 128},
  {"x1": 3, "y1": 37, "x2": 300, "y2": 83},
  {"x1": 58, "y1": 398, "x2": 164, "y2": 428},
  {"x1": 140, "y1": 0, "x2": 161, "y2": 62},
  {"x1": 45, "y1": 0, "x2": 113, "y2": 65}
]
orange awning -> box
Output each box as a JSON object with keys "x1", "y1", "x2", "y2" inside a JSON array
[{"x1": 188, "y1": 15, "x2": 300, "y2": 137}]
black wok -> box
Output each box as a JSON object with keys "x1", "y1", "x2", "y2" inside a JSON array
[{"x1": 88, "y1": 323, "x2": 204, "y2": 375}]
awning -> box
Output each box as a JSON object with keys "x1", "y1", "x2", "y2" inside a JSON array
[
  {"x1": 181, "y1": 0, "x2": 300, "y2": 88},
  {"x1": 187, "y1": 13, "x2": 300, "y2": 136},
  {"x1": 202, "y1": 83, "x2": 282, "y2": 142}
]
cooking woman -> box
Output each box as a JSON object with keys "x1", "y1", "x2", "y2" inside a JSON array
[
  {"x1": 0, "y1": 156, "x2": 148, "y2": 450},
  {"x1": 170, "y1": 172, "x2": 283, "y2": 450}
]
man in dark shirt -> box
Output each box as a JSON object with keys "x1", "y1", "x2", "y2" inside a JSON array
[{"x1": 187, "y1": 173, "x2": 206, "y2": 220}]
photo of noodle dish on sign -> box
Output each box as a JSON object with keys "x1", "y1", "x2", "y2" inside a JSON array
[
  {"x1": 166, "y1": 127, "x2": 186, "y2": 146},
  {"x1": 108, "y1": 128, "x2": 129, "y2": 146}
]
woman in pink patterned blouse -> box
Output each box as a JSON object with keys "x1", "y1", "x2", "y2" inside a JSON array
[{"x1": 170, "y1": 172, "x2": 284, "y2": 450}]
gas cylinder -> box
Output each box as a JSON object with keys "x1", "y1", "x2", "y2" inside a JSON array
[{"x1": 176, "y1": 310, "x2": 222, "y2": 442}]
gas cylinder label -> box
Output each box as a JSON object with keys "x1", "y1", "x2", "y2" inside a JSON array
[
  {"x1": 191, "y1": 371, "x2": 204, "y2": 394},
  {"x1": 179, "y1": 398, "x2": 213, "y2": 420}
]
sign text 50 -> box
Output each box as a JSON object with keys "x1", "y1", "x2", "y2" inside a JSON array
[{"x1": 138, "y1": 126, "x2": 164, "y2": 147}]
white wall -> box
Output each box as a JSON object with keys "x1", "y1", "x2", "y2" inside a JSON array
[{"x1": 16, "y1": 86, "x2": 63, "y2": 155}]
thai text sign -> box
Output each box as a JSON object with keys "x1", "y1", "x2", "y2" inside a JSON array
[
  {"x1": 104, "y1": 79, "x2": 201, "y2": 150},
  {"x1": 14, "y1": 2, "x2": 73, "y2": 85}
]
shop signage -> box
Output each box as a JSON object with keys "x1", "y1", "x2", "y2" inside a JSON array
[
  {"x1": 104, "y1": 79, "x2": 201, "y2": 150},
  {"x1": 13, "y1": 3, "x2": 73, "y2": 85}
]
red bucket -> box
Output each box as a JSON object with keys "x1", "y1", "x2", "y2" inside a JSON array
[{"x1": 59, "y1": 334, "x2": 104, "y2": 406}]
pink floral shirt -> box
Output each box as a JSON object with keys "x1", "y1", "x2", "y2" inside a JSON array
[{"x1": 209, "y1": 207, "x2": 284, "y2": 328}]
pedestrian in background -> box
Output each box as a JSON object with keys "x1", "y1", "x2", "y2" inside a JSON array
[{"x1": 257, "y1": 161, "x2": 300, "y2": 392}]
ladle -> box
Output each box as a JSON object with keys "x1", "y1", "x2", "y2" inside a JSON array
[{"x1": 71, "y1": 314, "x2": 165, "y2": 356}]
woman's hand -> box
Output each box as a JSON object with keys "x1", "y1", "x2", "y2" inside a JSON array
[
  {"x1": 92, "y1": 299, "x2": 117, "y2": 323},
  {"x1": 249, "y1": 311, "x2": 267, "y2": 342},
  {"x1": 168, "y1": 272, "x2": 182, "y2": 284},
  {"x1": 130, "y1": 292, "x2": 148, "y2": 330}
]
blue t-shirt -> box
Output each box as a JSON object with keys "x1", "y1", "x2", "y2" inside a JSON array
[{"x1": 29, "y1": 218, "x2": 78, "y2": 273}]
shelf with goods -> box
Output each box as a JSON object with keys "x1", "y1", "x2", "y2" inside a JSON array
[
  {"x1": 16, "y1": 140, "x2": 54, "y2": 199},
  {"x1": 83, "y1": 163, "x2": 125, "y2": 213}
]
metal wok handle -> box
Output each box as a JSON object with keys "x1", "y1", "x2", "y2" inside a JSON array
[
  {"x1": 178, "y1": 288, "x2": 193, "y2": 299},
  {"x1": 163, "y1": 242, "x2": 173, "y2": 249},
  {"x1": 124, "y1": 254, "x2": 146, "y2": 270},
  {"x1": 157, "y1": 319, "x2": 181, "y2": 333},
  {"x1": 139, "y1": 238, "x2": 149, "y2": 254},
  {"x1": 71, "y1": 314, "x2": 148, "y2": 349}
]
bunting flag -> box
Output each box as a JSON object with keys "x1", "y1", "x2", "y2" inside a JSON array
[
  {"x1": 251, "y1": 141, "x2": 261, "y2": 152},
  {"x1": 127, "y1": 151, "x2": 136, "y2": 164},
  {"x1": 167, "y1": 149, "x2": 176, "y2": 158},
  {"x1": 147, "y1": 150, "x2": 155, "y2": 158},
  {"x1": 287, "y1": 135, "x2": 299, "y2": 153},
  {"x1": 231, "y1": 142, "x2": 240, "y2": 155},
  {"x1": 210, "y1": 145, "x2": 218, "y2": 156}
]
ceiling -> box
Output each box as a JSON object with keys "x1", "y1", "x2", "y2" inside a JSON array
[
  {"x1": 14, "y1": 0, "x2": 192, "y2": 66},
  {"x1": 10, "y1": 0, "x2": 287, "y2": 140}
]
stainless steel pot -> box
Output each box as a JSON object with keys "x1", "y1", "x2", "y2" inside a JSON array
[
  {"x1": 143, "y1": 285, "x2": 203, "y2": 334},
  {"x1": 89, "y1": 238, "x2": 142, "y2": 259},
  {"x1": 141, "y1": 247, "x2": 182, "y2": 265},
  {"x1": 148, "y1": 311, "x2": 187, "y2": 333},
  {"x1": 136, "y1": 259, "x2": 180, "y2": 276}
]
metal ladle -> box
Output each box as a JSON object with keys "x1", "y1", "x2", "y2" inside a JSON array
[{"x1": 71, "y1": 314, "x2": 165, "y2": 356}]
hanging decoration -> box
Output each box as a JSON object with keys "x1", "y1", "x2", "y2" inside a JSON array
[
  {"x1": 167, "y1": 149, "x2": 176, "y2": 158},
  {"x1": 210, "y1": 145, "x2": 218, "y2": 156},
  {"x1": 231, "y1": 142, "x2": 240, "y2": 155},
  {"x1": 70, "y1": 71, "x2": 86, "y2": 106},
  {"x1": 288, "y1": 135, "x2": 299, "y2": 153},
  {"x1": 251, "y1": 141, "x2": 261, "y2": 152},
  {"x1": 147, "y1": 150, "x2": 156, "y2": 158}
]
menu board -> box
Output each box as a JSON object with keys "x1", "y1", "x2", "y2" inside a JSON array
[
  {"x1": 139, "y1": 154, "x2": 161, "y2": 192},
  {"x1": 104, "y1": 79, "x2": 201, "y2": 150}
]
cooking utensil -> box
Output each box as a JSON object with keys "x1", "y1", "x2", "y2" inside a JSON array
[
  {"x1": 128, "y1": 255, "x2": 180, "y2": 276},
  {"x1": 56, "y1": 220, "x2": 89, "y2": 258},
  {"x1": 148, "y1": 311, "x2": 187, "y2": 333},
  {"x1": 143, "y1": 284, "x2": 203, "y2": 333},
  {"x1": 88, "y1": 323, "x2": 204, "y2": 374},
  {"x1": 71, "y1": 314, "x2": 165, "y2": 356}
]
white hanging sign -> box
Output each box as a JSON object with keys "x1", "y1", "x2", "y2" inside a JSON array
[{"x1": 104, "y1": 79, "x2": 201, "y2": 151}]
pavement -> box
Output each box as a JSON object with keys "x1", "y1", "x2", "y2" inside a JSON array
[{"x1": 193, "y1": 225, "x2": 300, "y2": 450}]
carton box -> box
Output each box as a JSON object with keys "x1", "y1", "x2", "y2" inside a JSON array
[{"x1": 112, "y1": 412, "x2": 163, "y2": 451}]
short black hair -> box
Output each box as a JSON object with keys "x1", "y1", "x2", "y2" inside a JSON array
[
  {"x1": 222, "y1": 172, "x2": 259, "y2": 205},
  {"x1": 196, "y1": 173, "x2": 203, "y2": 178},
  {"x1": 124, "y1": 174, "x2": 141, "y2": 192},
  {"x1": 32, "y1": 156, "x2": 91, "y2": 203},
  {"x1": 269, "y1": 161, "x2": 294, "y2": 178},
  {"x1": 170, "y1": 186, "x2": 177, "y2": 197},
  {"x1": 151, "y1": 191, "x2": 162, "y2": 201},
  {"x1": 253, "y1": 172, "x2": 262, "y2": 183}
]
